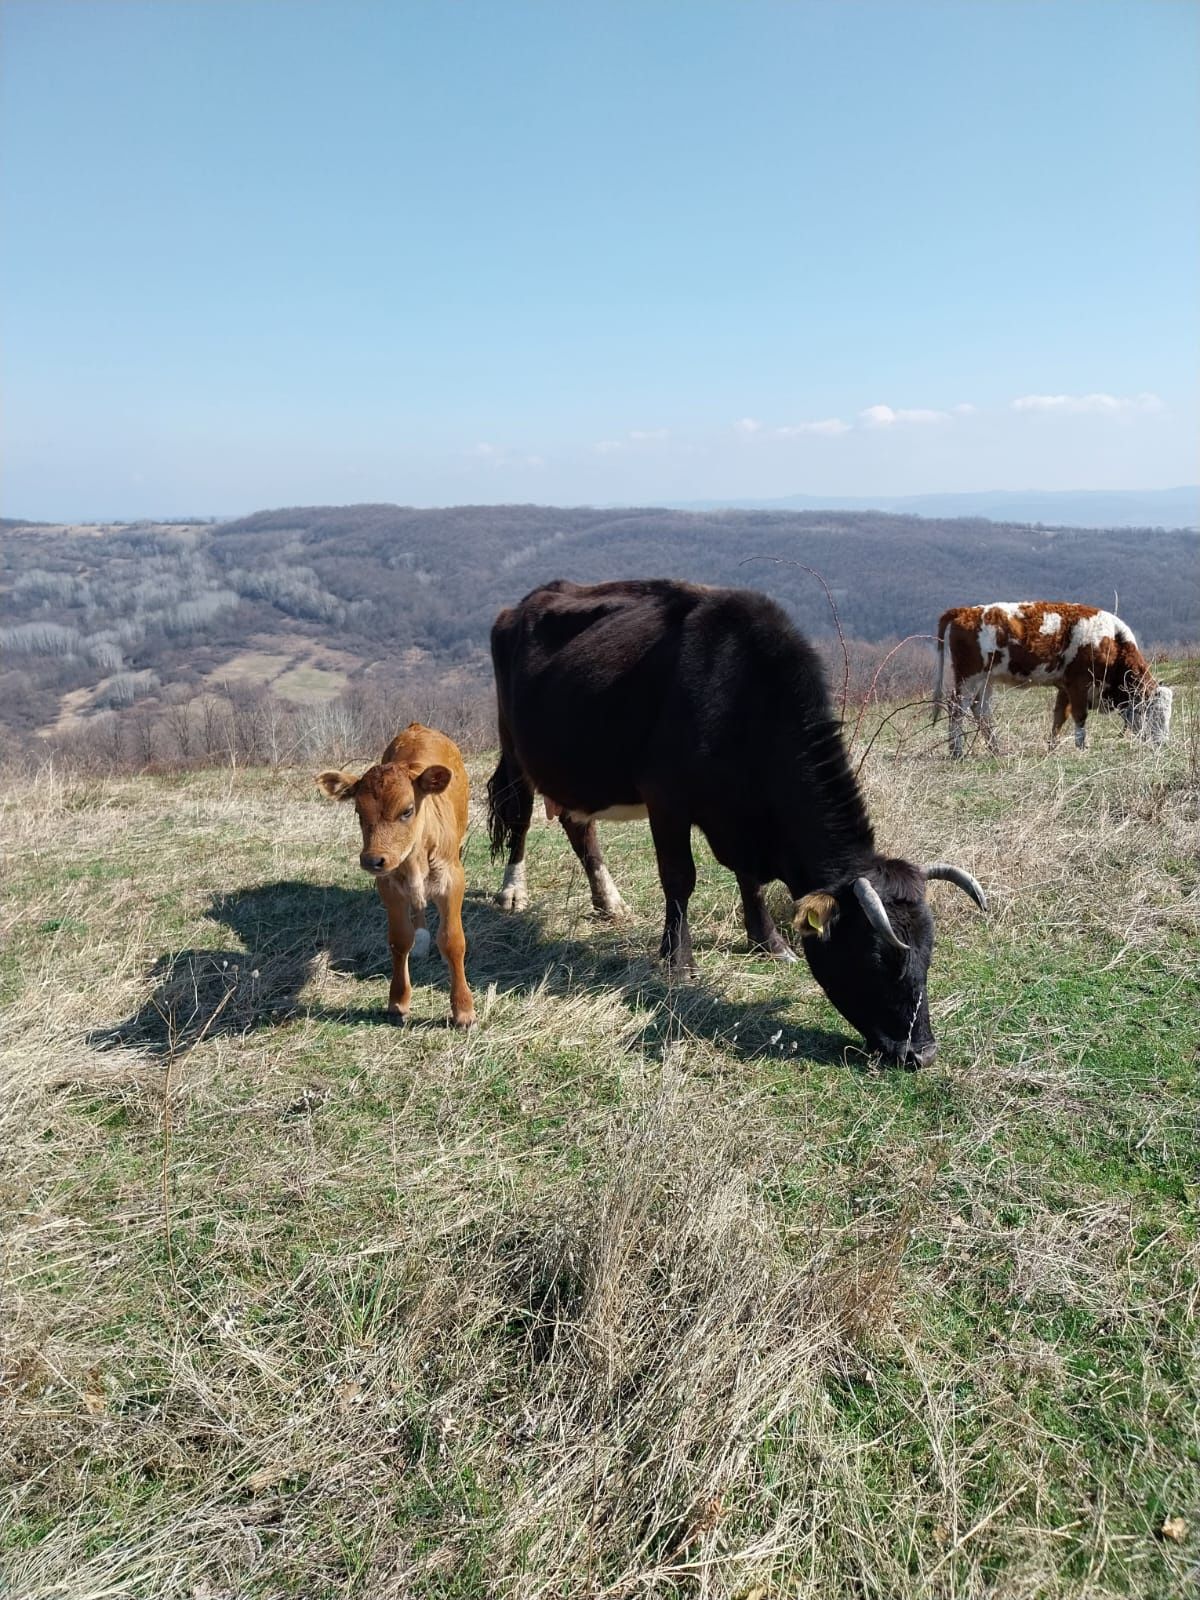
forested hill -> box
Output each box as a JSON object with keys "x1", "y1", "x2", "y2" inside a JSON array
[{"x1": 1, "y1": 504, "x2": 1196, "y2": 737}]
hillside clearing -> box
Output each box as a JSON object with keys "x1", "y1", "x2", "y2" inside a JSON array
[{"x1": 1, "y1": 693, "x2": 1197, "y2": 1599}]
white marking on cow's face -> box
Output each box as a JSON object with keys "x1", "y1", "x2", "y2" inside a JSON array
[
  {"x1": 1126, "y1": 684, "x2": 1174, "y2": 744},
  {"x1": 1039, "y1": 611, "x2": 1061, "y2": 635}
]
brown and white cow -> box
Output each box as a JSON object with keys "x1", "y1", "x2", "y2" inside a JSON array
[
  {"x1": 316, "y1": 723, "x2": 475, "y2": 1027},
  {"x1": 933, "y1": 601, "x2": 1172, "y2": 757}
]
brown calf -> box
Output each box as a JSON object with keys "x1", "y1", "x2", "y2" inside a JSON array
[
  {"x1": 933, "y1": 601, "x2": 1172, "y2": 757},
  {"x1": 316, "y1": 723, "x2": 475, "y2": 1027}
]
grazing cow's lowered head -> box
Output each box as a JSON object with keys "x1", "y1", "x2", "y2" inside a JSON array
[
  {"x1": 1116, "y1": 679, "x2": 1174, "y2": 746},
  {"x1": 315, "y1": 759, "x2": 453, "y2": 876},
  {"x1": 795, "y1": 859, "x2": 986, "y2": 1067}
]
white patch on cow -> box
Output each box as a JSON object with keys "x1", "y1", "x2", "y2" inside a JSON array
[
  {"x1": 411, "y1": 927, "x2": 432, "y2": 959},
  {"x1": 497, "y1": 859, "x2": 528, "y2": 912},
  {"x1": 1039, "y1": 611, "x2": 1061, "y2": 635},
  {"x1": 590, "y1": 863, "x2": 629, "y2": 918},
  {"x1": 978, "y1": 622, "x2": 999, "y2": 657},
  {"x1": 1062, "y1": 609, "x2": 1118, "y2": 668}
]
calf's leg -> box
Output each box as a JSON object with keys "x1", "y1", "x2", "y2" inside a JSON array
[
  {"x1": 558, "y1": 815, "x2": 628, "y2": 918},
  {"x1": 376, "y1": 876, "x2": 416, "y2": 1023},
  {"x1": 648, "y1": 807, "x2": 696, "y2": 974},
  {"x1": 432, "y1": 865, "x2": 476, "y2": 1027}
]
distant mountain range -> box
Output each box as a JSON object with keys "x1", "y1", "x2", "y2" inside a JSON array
[{"x1": 669, "y1": 487, "x2": 1200, "y2": 529}]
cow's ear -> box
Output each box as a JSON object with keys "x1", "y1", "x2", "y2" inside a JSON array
[
  {"x1": 415, "y1": 764, "x2": 453, "y2": 795},
  {"x1": 315, "y1": 770, "x2": 359, "y2": 801},
  {"x1": 793, "y1": 891, "x2": 839, "y2": 940}
]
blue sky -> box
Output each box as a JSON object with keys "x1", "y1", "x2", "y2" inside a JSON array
[{"x1": 2, "y1": 0, "x2": 1197, "y2": 518}]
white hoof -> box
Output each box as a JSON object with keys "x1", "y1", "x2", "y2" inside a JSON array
[{"x1": 496, "y1": 888, "x2": 529, "y2": 913}]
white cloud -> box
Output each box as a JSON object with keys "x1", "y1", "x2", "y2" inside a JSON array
[
  {"x1": 733, "y1": 417, "x2": 763, "y2": 435},
  {"x1": 860, "y1": 404, "x2": 951, "y2": 427},
  {"x1": 952, "y1": 402, "x2": 977, "y2": 416},
  {"x1": 471, "y1": 442, "x2": 545, "y2": 468},
  {"x1": 471, "y1": 441, "x2": 502, "y2": 458},
  {"x1": 593, "y1": 439, "x2": 625, "y2": 454},
  {"x1": 774, "y1": 418, "x2": 851, "y2": 437},
  {"x1": 629, "y1": 428, "x2": 669, "y2": 441},
  {"x1": 1011, "y1": 391, "x2": 1164, "y2": 415}
]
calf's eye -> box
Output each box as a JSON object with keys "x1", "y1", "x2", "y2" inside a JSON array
[{"x1": 401, "y1": 805, "x2": 415, "y2": 821}]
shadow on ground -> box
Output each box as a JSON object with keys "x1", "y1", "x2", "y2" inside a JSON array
[{"x1": 89, "y1": 879, "x2": 854, "y2": 1066}]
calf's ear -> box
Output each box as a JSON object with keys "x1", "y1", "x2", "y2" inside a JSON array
[
  {"x1": 416, "y1": 764, "x2": 453, "y2": 795},
  {"x1": 315, "y1": 770, "x2": 359, "y2": 801},
  {"x1": 794, "y1": 891, "x2": 839, "y2": 940}
]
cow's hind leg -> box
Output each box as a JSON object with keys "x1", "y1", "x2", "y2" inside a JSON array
[
  {"x1": 1067, "y1": 681, "x2": 1089, "y2": 750},
  {"x1": 648, "y1": 807, "x2": 696, "y2": 975},
  {"x1": 738, "y1": 875, "x2": 798, "y2": 962},
  {"x1": 487, "y1": 747, "x2": 534, "y2": 911},
  {"x1": 558, "y1": 815, "x2": 628, "y2": 919},
  {"x1": 947, "y1": 688, "x2": 968, "y2": 758},
  {"x1": 973, "y1": 684, "x2": 1001, "y2": 753}
]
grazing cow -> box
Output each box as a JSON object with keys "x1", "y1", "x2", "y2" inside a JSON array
[
  {"x1": 934, "y1": 602, "x2": 1173, "y2": 757},
  {"x1": 316, "y1": 723, "x2": 475, "y2": 1027},
  {"x1": 487, "y1": 579, "x2": 986, "y2": 1068}
]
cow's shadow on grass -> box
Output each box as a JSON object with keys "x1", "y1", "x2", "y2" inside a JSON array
[{"x1": 90, "y1": 879, "x2": 855, "y2": 1066}]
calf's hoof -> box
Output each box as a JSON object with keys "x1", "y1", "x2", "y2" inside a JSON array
[
  {"x1": 384, "y1": 1008, "x2": 410, "y2": 1027},
  {"x1": 451, "y1": 1009, "x2": 477, "y2": 1029},
  {"x1": 496, "y1": 888, "x2": 528, "y2": 913}
]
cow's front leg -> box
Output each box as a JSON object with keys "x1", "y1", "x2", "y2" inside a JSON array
[
  {"x1": 432, "y1": 866, "x2": 476, "y2": 1028},
  {"x1": 974, "y1": 685, "x2": 1001, "y2": 754},
  {"x1": 1049, "y1": 687, "x2": 1069, "y2": 748},
  {"x1": 738, "y1": 875, "x2": 798, "y2": 962},
  {"x1": 648, "y1": 808, "x2": 696, "y2": 975},
  {"x1": 1067, "y1": 681, "x2": 1089, "y2": 750},
  {"x1": 376, "y1": 876, "x2": 416, "y2": 1023},
  {"x1": 558, "y1": 815, "x2": 628, "y2": 919}
]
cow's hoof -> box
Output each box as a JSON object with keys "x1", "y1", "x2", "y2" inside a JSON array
[
  {"x1": 765, "y1": 942, "x2": 800, "y2": 964},
  {"x1": 412, "y1": 928, "x2": 432, "y2": 959},
  {"x1": 592, "y1": 897, "x2": 630, "y2": 922},
  {"x1": 496, "y1": 889, "x2": 528, "y2": 912},
  {"x1": 451, "y1": 1010, "x2": 477, "y2": 1029},
  {"x1": 384, "y1": 1008, "x2": 409, "y2": 1027}
]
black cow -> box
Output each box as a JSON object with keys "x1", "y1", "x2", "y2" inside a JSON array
[{"x1": 487, "y1": 579, "x2": 986, "y2": 1067}]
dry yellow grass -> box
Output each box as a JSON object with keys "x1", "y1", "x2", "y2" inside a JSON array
[{"x1": 1, "y1": 685, "x2": 1197, "y2": 1598}]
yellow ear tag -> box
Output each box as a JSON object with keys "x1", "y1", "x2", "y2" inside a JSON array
[{"x1": 807, "y1": 908, "x2": 823, "y2": 930}]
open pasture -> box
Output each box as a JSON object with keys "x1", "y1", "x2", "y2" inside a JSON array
[{"x1": 1, "y1": 687, "x2": 1197, "y2": 1599}]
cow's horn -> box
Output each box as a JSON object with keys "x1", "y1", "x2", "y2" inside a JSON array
[
  {"x1": 853, "y1": 877, "x2": 909, "y2": 951},
  {"x1": 923, "y1": 862, "x2": 988, "y2": 911}
]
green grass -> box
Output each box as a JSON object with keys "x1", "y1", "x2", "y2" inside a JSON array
[{"x1": 1, "y1": 690, "x2": 1197, "y2": 1598}]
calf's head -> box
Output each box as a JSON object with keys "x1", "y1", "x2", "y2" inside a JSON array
[
  {"x1": 315, "y1": 760, "x2": 452, "y2": 874},
  {"x1": 795, "y1": 858, "x2": 986, "y2": 1068}
]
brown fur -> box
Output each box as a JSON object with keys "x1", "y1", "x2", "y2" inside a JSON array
[{"x1": 316, "y1": 723, "x2": 475, "y2": 1027}]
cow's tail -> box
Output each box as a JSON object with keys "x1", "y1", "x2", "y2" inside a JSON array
[
  {"x1": 486, "y1": 745, "x2": 532, "y2": 861},
  {"x1": 931, "y1": 610, "x2": 953, "y2": 725}
]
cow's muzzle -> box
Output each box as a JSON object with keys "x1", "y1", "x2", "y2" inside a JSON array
[
  {"x1": 876, "y1": 1037, "x2": 938, "y2": 1070},
  {"x1": 360, "y1": 853, "x2": 387, "y2": 874}
]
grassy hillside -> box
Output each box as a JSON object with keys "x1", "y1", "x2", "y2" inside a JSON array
[
  {"x1": 2, "y1": 690, "x2": 1197, "y2": 1598},
  {"x1": 2, "y1": 507, "x2": 1197, "y2": 741}
]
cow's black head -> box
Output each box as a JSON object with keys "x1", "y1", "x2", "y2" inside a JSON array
[{"x1": 796, "y1": 857, "x2": 985, "y2": 1068}]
